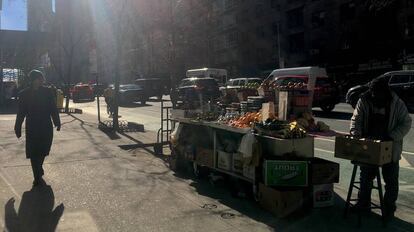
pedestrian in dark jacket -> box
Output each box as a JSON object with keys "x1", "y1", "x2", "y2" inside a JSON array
[
  {"x1": 14, "y1": 70, "x2": 61, "y2": 187},
  {"x1": 350, "y1": 77, "x2": 412, "y2": 219}
]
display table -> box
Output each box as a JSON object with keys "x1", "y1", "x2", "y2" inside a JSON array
[{"x1": 172, "y1": 117, "x2": 315, "y2": 184}]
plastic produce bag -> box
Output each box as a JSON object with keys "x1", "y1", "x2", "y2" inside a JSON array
[
  {"x1": 238, "y1": 132, "x2": 261, "y2": 166},
  {"x1": 170, "y1": 123, "x2": 183, "y2": 147}
]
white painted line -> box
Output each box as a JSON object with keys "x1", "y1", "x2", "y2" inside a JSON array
[
  {"x1": 315, "y1": 148, "x2": 414, "y2": 171},
  {"x1": 315, "y1": 148, "x2": 334, "y2": 154},
  {"x1": 404, "y1": 151, "x2": 414, "y2": 156},
  {"x1": 335, "y1": 130, "x2": 349, "y2": 134},
  {"x1": 315, "y1": 138, "x2": 414, "y2": 156},
  {"x1": 315, "y1": 137, "x2": 335, "y2": 142},
  {"x1": 334, "y1": 119, "x2": 350, "y2": 122}
]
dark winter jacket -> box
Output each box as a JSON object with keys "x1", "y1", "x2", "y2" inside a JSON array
[
  {"x1": 350, "y1": 92, "x2": 412, "y2": 162},
  {"x1": 14, "y1": 87, "x2": 61, "y2": 158}
]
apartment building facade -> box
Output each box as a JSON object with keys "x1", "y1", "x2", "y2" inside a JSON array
[{"x1": 209, "y1": 0, "x2": 414, "y2": 81}]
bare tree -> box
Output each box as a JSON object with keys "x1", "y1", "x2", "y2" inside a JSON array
[{"x1": 48, "y1": 0, "x2": 92, "y2": 113}]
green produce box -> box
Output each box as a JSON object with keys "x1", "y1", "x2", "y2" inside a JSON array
[{"x1": 264, "y1": 160, "x2": 308, "y2": 187}]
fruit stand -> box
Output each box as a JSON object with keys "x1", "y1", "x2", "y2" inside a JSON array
[
  {"x1": 169, "y1": 76, "x2": 340, "y2": 218},
  {"x1": 170, "y1": 109, "x2": 339, "y2": 217}
]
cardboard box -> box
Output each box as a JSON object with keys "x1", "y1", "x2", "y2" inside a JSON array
[
  {"x1": 313, "y1": 184, "x2": 334, "y2": 208},
  {"x1": 243, "y1": 164, "x2": 256, "y2": 181},
  {"x1": 335, "y1": 136, "x2": 392, "y2": 165},
  {"x1": 259, "y1": 136, "x2": 314, "y2": 158},
  {"x1": 261, "y1": 102, "x2": 275, "y2": 122},
  {"x1": 259, "y1": 183, "x2": 303, "y2": 218},
  {"x1": 310, "y1": 158, "x2": 339, "y2": 184},
  {"x1": 232, "y1": 152, "x2": 244, "y2": 174},
  {"x1": 195, "y1": 147, "x2": 214, "y2": 168},
  {"x1": 264, "y1": 160, "x2": 308, "y2": 187},
  {"x1": 217, "y1": 151, "x2": 232, "y2": 171},
  {"x1": 278, "y1": 91, "x2": 291, "y2": 121}
]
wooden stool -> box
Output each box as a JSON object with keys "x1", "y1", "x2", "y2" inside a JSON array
[{"x1": 344, "y1": 161, "x2": 386, "y2": 227}]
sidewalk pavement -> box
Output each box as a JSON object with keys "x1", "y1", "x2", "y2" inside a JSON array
[{"x1": 0, "y1": 112, "x2": 413, "y2": 232}]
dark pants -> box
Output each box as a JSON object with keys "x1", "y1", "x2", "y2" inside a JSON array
[
  {"x1": 30, "y1": 156, "x2": 45, "y2": 180},
  {"x1": 359, "y1": 162, "x2": 399, "y2": 212}
]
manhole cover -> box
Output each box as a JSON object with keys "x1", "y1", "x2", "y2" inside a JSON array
[
  {"x1": 220, "y1": 213, "x2": 235, "y2": 219},
  {"x1": 201, "y1": 204, "x2": 217, "y2": 210}
]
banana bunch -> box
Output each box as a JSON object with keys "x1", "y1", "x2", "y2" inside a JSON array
[{"x1": 284, "y1": 121, "x2": 307, "y2": 139}]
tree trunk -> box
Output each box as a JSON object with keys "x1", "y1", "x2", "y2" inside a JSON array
[{"x1": 64, "y1": 53, "x2": 73, "y2": 113}]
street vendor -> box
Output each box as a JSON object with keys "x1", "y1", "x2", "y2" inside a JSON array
[{"x1": 350, "y1": 77, "x2": 412, "y2": 219}]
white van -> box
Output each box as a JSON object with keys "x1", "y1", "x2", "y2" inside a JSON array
[
  {"x1": 267, "y1": 66, "x2": 328, "y2": 91},
  {"x1": 186, "y1": 68, "x2": 228, "y2": 85},
  {"x1": 266, "y1": 67, "x2": 340, "y2": 112}
]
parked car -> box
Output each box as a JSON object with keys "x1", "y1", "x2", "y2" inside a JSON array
[
  {"x1": 91, "y1": 83, "x2": 107, "y2": 96},
  {"x1": 270, "y1": 75, "x2": 341, "y2": 112},
  {"x1": 135, "y1": 78, "x2": 171, "y2": 99},
  {"x1": 2, "y1": 81, "x2": 18, "y2": 101},
  {"x1": 117, "y1": 84, "x2": 148, "y2": 105},
  {"x1": 176, "y1": 77, "x2": 220, "y2": 102},
  {"x1": 71, "y1": 83, "x2": 95, "y2": 103},
  {"x1": 346, "y1": 71, "x2": 414, "y2": 111}
]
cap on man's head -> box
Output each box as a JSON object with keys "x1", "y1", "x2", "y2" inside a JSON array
[
  {"x1": 28, "y1": 69, "x2": 44, "y2": 83},
  {"x1": 369, "y1": 77, "x2": 389, "y2": 93}
]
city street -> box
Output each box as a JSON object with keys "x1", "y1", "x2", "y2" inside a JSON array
[
  {"x1": 0, "y1": 98, "x2": 413, "y2": 231},
  {"x1": 2, "y1": 0, "x2": 414, "y2": 231}
]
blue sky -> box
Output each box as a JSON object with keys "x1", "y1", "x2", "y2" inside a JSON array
[
  {"x1": 1, "y1": 0, "x2": 27, "y2": 31},
  {"x1": 0, "y1": 0, "x2": 55, "y2": 31}
]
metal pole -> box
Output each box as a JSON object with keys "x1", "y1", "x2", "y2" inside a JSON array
[
  {"x1": 0, "y1": 9, "x2": 3, "y2": 106},
  {"x1": 96, "y1": 74, "x2": 101, "y2": 123},
  {"x1": 277, "y1": 21, "x2": 283, "y2": 68}
]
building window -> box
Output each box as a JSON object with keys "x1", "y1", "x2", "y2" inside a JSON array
[
  {"x1": 257, "y1": 48, "x2": 264, "y2": 63},
  {"x1": 312, "y1": 11, "x2": 325, "y2": 28},
  {"x1": 226, "y1": 31, "x2": 238, "y2": 47},
  {"x1": 225, "y1": 0, "x2": 236, "y2": 10},
  {"x1": 255, "y1": 5, "x2": 264, "y2": 18},
  {"x1": 289, "y1": 32, "x2": 305, "y2": 53},
  {"x1": 272, "y1": 22, "x2": 279, "y2": 36},
  {"x1": 287, "y1": 7, "x2": 304, "y2": 28},
  {"x1": 273, "y1": 40, "x2": 279, "y2": 51},
  {"x1": 270, "y1": 0, "x2": 279, "y2": 9},
  {"x1": 340, "y1": 2, "x2": 356, "y2": 22},
  {"x1": 407, "y1": 15, "x2": 414, "y2": 37},
  {"x1": 256, "y1": 26, "x2": 265, "y2": 38}
]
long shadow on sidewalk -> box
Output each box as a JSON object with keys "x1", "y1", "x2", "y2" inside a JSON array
[
  {"x1": 4, "y1": 185, "x2": 64, "y2": 232},
  {"x1": 186, "y1": 174, "x2": 414, "y2": 232}
]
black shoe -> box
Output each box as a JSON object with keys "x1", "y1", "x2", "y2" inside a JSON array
[{"x1": 384, "y1": 206, "x2": 396, "y2": 221}]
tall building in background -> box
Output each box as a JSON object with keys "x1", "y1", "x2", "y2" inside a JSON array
[
  {"x1": 44, "y1": 0, "x2": 414, "y2": 86},
  {"x1": 27, "y1": 0, "x2": 53, "y2": 32},
  {"x1": 207, "y1": 0, "x2": 414, "y2": 83}
]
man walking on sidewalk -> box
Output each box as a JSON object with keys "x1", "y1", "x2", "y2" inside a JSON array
[
  {"x1": 14, "y1": 70, "x2": 61, "y2": 187},
  {"x1": 350, "y1": 77, "x2": 412, "y2": 219}
]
